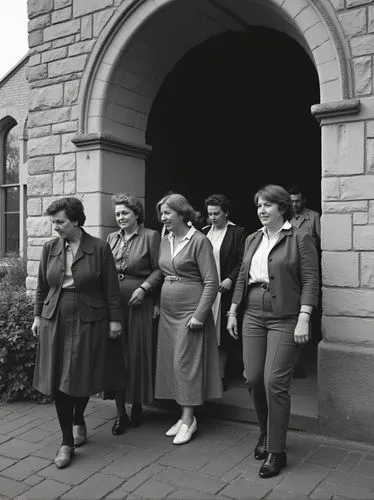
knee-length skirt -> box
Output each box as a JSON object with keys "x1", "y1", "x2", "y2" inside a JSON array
[
  {"x1": 33, "y1": 289, "x2": 123, "y2": 397},
  {"x1": 155, "y1": 280, "x2": 222, "y2": 406}
]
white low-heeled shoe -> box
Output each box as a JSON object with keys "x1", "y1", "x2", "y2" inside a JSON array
[
  {"x1": 173, "y1": 417, "x2": 197, "y2": 445},
  {"x1": 73, "y1": 423, "x2": 87, "y2": 447},
  {"x1": 165, "y1": 419, "x2": 183, "y2": 437}
]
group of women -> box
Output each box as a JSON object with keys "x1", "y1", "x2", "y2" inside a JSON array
[{"x1": 31, "y1": 184, "x2": 319, "y2": 480}]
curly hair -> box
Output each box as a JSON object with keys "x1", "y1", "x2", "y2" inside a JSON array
[
  {"x1": 204, "y1": 193, "x2": 231, "y2": 214},
  {"x1": 112, "y1": 193, "x2": 145, "y2": 225},
  {"x1": 156, "y1": 193, "x2": 197, "y2": 224},
  {"x1": 46, "y1": 197, "x2": 86, "y2": 226},
  {"x1": 254, "y1": 184, "x2": 294, "y2": 221}
]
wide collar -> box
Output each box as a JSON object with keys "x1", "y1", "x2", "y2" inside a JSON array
[{"x1": 50, "y1": 229, "x2": 94, "y2": 260}]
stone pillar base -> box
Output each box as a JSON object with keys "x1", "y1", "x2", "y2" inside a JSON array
[{"x1": 318, "y1": 340, "x2": 374, "y2": 443}]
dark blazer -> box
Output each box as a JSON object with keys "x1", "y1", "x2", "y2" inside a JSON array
[
  {"x1": 290, "y1": 208, "x2": 320, "y2": 248},
  {"x1": 34, "y1": 229, "x2": 121, "y2": 322},
  {"x1": 202, "y1": 224, "x2": 245, "y2": 285},
  {"x1": 107, "y1": 225, "x2": 163, "y2": 292},
  {"x1": 232, "y1": 226, "x2": 319, "y2": 316}
]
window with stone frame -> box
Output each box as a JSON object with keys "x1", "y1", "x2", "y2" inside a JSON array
[{"x1": 0, "y1": 119, "x2": 20, "y2": 256}]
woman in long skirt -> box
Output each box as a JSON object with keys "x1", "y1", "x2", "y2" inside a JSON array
[{"x1": 155, "y1": 193, "x2": 222, "y2": 445}]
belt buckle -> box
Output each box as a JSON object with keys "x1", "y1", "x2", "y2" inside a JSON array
[
  {"x1": 260, "y1": 283, "x2": 269, "y2": 291},
  {"x1": 118, "y1": 273, "x2": 125, "y2": 281}
]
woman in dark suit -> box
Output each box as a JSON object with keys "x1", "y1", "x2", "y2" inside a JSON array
[
  {"x1": 227, "y1": 185, "x2": 319, "y2": 479},
  {"x1": 32, "y1": 197, "x2": 122, "y2": 469},
  {"x1": 107, "y1": 193, "x2": 162, "y2": 435},
  {"x1": 202, "y1": 194, "x2": 245, "y2": 388}
]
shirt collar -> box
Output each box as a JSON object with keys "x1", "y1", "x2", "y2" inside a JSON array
[
  {"x1": 261, "y1": 220, "x2": 292, "y2": 236},
  {"x1": 168, "y1": 225, "x2": 197, "y2": 242},
  {"x1": 116, "y1": 225, "x2": 140, "y2": 239}
]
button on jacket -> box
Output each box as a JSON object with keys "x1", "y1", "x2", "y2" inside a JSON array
[
  {"x1": 34, "y1": 229, "x2": 121, "y2": 322},
  {"x1": 232, "y1": 225, "x2": 319, "y2": 316}
]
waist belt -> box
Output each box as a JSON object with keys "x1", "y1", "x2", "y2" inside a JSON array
[
  {"x1": 249, "y1": 282, "x2": 270, "y2": 291},
  {"x1": 164, "y1": 275, "x2": 201, "y2": 283}
]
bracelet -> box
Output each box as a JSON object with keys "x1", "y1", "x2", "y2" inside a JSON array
[
  {"x1": 299, "y1": 311, "x2": 311, "y2": 316},
  {"x1": 226, "y1": 311, "x2": 237, "y2": 317},
  {"x1": 139, "y1": 285, "x2": 147, "y2": 293}
]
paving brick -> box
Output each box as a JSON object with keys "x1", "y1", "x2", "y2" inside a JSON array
[
  {"x1": 61, "y1": 472, "x2": 123, "y2": 499},
  {"x1": 319, "y1": 469, "x2": 374, "y2": 498},
  {"x1": 22, "y1": 474, "x2": 45, "y2": 486},
  {"x1": 0, "y1": 439, "x2": 41, "y2": 460},
  {"x1": 19, "y1": 478, "x2": 71, "y2": 498},
  {"x1": 101, "y1": 447, "x2": 164, "y2": 478},
  {"x1": 133, "y1": 479, "x2": 176, "y2": 499},
  {"x1": 200, "y1": 445, "x2": 251, "y2": 476},
  {"x1": 38, "y1": 463, "x2": 95, "y2": 485},
  {"x1": 154, "y1": 468, "x2": 227, "y2": 495},
  {"x1": 0, "y1": 416, "x2": 40, "y2": 435},
  {"x1": 266, "y1": 489, "x2": 310, "y2": 500},
  {"x1": 165, "y1": 489, "x2": 225, "y2": 499},
  {"x1": 270, "y1": 462, "x2": 330, "y2": 495},
  {"x1": 1, "y1": 456, "x2": 51, "y2": 481},
  {"x1": 306, "y1": 446, "x2": 349, "y2": 468},
  {"x1": 309, "y1": 489, "x2": 333, "y2": 500},
  {"x1": 219, "y1": 478, "x2": 272, "y2": 499},
  {"x1": 0, "y1": 476, "x2": 28, "y2": 497},
  {"x1": 0, "y1": 456, "x2": 17, "y2": 472},
  {"x1": 16, "y1": 428, "x2": 53, "y2": 443},
  {"x1": 0, "y1": 435, "x2": 10, "y2": 446},
  {"x1": 337, "y1": 451, "x2": 364, "y2": 472},
  {"x1": 158, "y1": 449, "x2": 209, "y2": 472}
]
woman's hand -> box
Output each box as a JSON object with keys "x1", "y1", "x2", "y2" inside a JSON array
[
  {"x1": 187, "y1": 317, "x2": 203, "y2": 331},
  {"x1": 31, "y1": 316, "x2": 41, "y2": 337},
  {"x1": 294, "y1": 316, "x2": 310, "y2": 344},
  {"x1": 152, "y1": 303, "x2": 160, "y2": 320},
  {"x1": 108, "y1": 321, "x2": 122, "y2": 339},
  {"x1": 219, "y1": 278, "x2": 232, "y2": 293},
  {"x1": 227, "y1": 315, "x2": 239, "y2": 339},
  {"x1": 128, "y1": 287, "x2": 146, "y2": 306}
]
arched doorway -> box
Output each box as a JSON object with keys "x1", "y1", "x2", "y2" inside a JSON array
[
  {"x1": 144, "y1": 27, "x2": 321, "y2": 421},
  {"x1": 145, "y1": 27, "x2": 321, "y2": 232}
]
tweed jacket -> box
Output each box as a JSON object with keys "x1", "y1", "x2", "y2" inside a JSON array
[
  {"x1": 231, "y1": 225, "x2": 319, "y2": 316},
  {"x1": 34, "y1": 229, "x2": 121, "y2": 322},
  {"x1": 290, "y1": 207, "x2": 320, "y2": 248},
  {"x1": 107, "y1": 225, "x2": 163, "y2": 292}
]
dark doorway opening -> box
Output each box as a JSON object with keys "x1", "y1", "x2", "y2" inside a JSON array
[
  {"x1": 145, "y1": 27, "x2": 320, "y2": 232},
  {"x1": 145, "y1": 27, "x2": 321, "y2": 422}
]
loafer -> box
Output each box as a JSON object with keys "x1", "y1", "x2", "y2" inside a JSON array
[
  {"x1": 173, "y1": 417, "x2": 197, "y2": 445},
  {"x1": 165, "y1": 419, "x2": 183, "y2": 437},
  {"x1": 112, "y1": 414, "x2": 129, "y2": 436},
  {"x1": 259, "y1": 451, "x2": 287, "y2": 479},
  {"x1": 73, "y1": 424, "x2": 87, "y2": 447},
  {"x1": 130, "y1": 403, "x2": 143, "y2": 427},
  {"x1": 254, "y1": 434, "x2": 267, "y2": 460},
  {"x1": 55, "y1": 445, "x2": 74, "y2": 469}
]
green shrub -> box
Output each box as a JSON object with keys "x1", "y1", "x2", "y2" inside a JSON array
[{"x1": 0, "y1": 257, "x2": 47, "y2": 402}]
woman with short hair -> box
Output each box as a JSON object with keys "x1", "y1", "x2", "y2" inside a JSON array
[
  {"x1": 227, "y1": 185, "x2": 319, "y2": 479},
  {"x1": 203, "y1": 193, "x2": 245, "y2": 389},
  {"x1": 155, "y1": 193, "x2": 222, "y2": 445},
  {"x1": 32, "y1": 197, "x2": 122, "y2": 469},
  {"x1": 106, "y1": 193, "x2": 162, "y2": 435}
]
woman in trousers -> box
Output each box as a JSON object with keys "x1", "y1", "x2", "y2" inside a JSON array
[{"x1": 227, "y1": 184, "x2": 319, "y2": 478}]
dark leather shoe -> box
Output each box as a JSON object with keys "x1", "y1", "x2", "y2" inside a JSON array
[
  {"x1": 112, "y1": 414, "x2": 129, "y2": 435},
  {"x1": 130, "y1": 403, "x2": 143, "y2": 427},
  {"x1": 254, "y1": 434, "x2": 267, "y2": 460},
  {"x1": 259, "y1": 452, "x2": 287, "y2": 479}
]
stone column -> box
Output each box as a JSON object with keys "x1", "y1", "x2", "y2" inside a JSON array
[{"x1": 313, "y1": 99, "x2": 374, "y2": 441}]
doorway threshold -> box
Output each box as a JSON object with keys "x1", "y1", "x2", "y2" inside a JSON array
[{"x1": 201, "y1": 373, "x2": 319, "y2": 434}]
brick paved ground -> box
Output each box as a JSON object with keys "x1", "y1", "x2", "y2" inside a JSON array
[{"x1": 1, "y1": 399, "x2": 374, "y2": 499}]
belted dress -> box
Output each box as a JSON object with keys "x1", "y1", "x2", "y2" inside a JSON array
[{"x1": 155, "y1": 228, "x2": 223, "y2": 406}]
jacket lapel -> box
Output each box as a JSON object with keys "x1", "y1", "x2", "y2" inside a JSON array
[
  {"x1": 74, "y1": 229, "x2": 94, "y2": 263},
  {"x1": 220, "y1": 225, "x2": 233, "y2": 270},
  {"x1": 50, "y1": 237, "x2": 65, "y2": 269}
]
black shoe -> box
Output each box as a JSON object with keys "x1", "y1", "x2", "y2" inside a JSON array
[
  {"x1": 259, "y1": 452, "x2": 287, "y2": 479},
  {"x1": 130, "y1": 404, "x2": 143, "y2": 427},
  {"x1": 112, "y1": 414, "x2": 129, "y2": 435},
  {"x1": 254, "y1": 434, "x2": 267, "y2": 460}
]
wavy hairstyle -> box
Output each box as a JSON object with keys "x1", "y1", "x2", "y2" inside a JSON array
[
  {"x1": 112, "y1": 193, "x2": 145, "y2": 225},
  {"x1": 46, "y1": 197, "x2": 86, "y2": 226},
  {"x1": 254, "y1": 184, "x2": 294, "y2": 221},
  {"x1": 204, "y1": 193, "x2": 231, "y2": 214},
  {"x1": 156, "y1": 193, "x2": 197, "y2": 225}
]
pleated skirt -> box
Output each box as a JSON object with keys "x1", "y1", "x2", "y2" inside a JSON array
[
  {"x1": 155, "y1": 280, "x2": 222, "y2": 406},
  {"x1": 33, "y1": 289, "x2": 123, "y2": 397}
]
